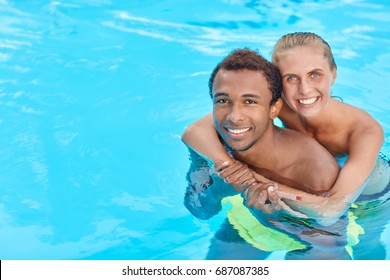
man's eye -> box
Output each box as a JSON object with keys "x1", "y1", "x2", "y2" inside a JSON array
[
  {"x1": 215, "y1": 99, "x2": 228, "y2": 104},
  {"x1": 245, "y1": 100, "x2": 256, "y2": 104}
]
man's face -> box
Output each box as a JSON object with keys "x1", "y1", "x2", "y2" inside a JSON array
[{"x1": 212, "y1": 69, "x2": 275, "y2": 152}]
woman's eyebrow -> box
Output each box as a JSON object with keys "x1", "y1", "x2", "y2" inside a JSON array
[
  {"x1": 308, "y1": 68, "x2": 325, "y2": 73},
  {"x1": 282, "y1": 73, "x2": 295, "y2": 78}
]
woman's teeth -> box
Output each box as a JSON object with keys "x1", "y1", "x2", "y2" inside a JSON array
[{"x1": 298, "y1": 97, "x2": 317, "y2": 105}]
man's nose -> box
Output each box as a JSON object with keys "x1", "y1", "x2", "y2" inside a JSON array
[{"x1": 226, "y1": 104, "x2": 245, "y2": 123}]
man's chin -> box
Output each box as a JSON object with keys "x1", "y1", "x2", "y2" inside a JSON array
[{"x1": 226, "y1": 142, "x2": 255, "y2": 153}]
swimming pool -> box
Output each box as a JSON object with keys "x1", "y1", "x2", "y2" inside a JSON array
[{"x1": 0, "y1": 0, "x2": 389, "y2": 260}]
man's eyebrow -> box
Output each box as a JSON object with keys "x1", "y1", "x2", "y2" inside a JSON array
[
  {"x1": 242, "y1": 93, "x2": 262, "y2": 99},
  {"x1": 213, "y1": 92, "x2": 228, "y2": 98}
]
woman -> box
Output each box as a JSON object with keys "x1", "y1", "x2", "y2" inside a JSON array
[{"x1": 182, "y1": 32, "x2": 386, "y2": 222}]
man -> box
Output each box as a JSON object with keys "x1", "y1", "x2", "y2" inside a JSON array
[{"x1": 182, "y1": 48, "x2": 354, "y2": 259}]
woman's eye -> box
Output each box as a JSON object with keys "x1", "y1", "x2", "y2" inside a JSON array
[
  {"x1": 311, "y1": 73, "x2": 320, "y2": 78},
  {"x1": 245, "y1": 100, "x2": 256, "y2": 104},
  {"x1": 287, "y1": 76, "x2": 297, "y2": 81}
]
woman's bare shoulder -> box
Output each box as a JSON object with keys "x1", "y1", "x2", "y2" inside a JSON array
[{"x1": 333, "y1": 99, "x2": 377, "y2": 122}]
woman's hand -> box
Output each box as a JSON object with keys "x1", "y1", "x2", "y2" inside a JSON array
[{"x1": 244, "y1": 182, "x2": 281, "y2": 214}]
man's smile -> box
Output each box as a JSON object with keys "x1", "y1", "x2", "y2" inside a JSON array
[
  {"x1": 224, "y1": 126, "x2": 252, "y2": 140},
  {"x1": 226, "y1": 127, "x2": 251, "y2": 134}
]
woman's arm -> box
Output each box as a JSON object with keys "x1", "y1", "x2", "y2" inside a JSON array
[
  {"x1": 274, "y1": 105, "x2": 384, "y2": 224},
  {"x1": 182, "y1": 114, "x2": 233, "y2": 164},
  {"x1": 328, "y1": 119, "x2": 384, "y2": 200},
  {"x1": 275, "y1": 183, "x2": 348, "y2": 226},
  {"x1": 244, "y1": 172, "x2": 349, "y2": 226},
  {"x1": 251, "y1": 122, "x2": 383, "y2": 226}
]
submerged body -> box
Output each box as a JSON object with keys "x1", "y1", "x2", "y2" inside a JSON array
[{"x1": 185, "y1": 150, "x2": 390, "y2": 259}]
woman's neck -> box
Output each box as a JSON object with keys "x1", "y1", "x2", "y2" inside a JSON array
[{"x1": 299, "y1": 98, "x2": 340, "y2": 133}]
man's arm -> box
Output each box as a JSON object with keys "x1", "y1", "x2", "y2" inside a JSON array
[{"x1": 184, "y1": 148, "x2": 238, "y2": 220}]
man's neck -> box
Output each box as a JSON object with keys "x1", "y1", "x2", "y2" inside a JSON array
[
  {"x1": 232, "y1": 126, "x2": 282, "y2": 170},
  {"x1": 230, "y1": 126, "x2": 308, "y2": 190}
]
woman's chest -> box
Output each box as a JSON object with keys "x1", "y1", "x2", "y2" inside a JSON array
[
  {"x1": 280, "y1": 114, "x2": 351, "y2": 156},
  {"x1": 312, "y1": 131, "x2": 349, "y2": 156}
]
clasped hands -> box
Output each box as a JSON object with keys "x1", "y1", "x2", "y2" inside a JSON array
[
  {"x1": 213, "y1": 160, "x2": 281, "y2": 214},
  {"x1": 213, "y1": 160, "x2": 307, "y2": 218}
]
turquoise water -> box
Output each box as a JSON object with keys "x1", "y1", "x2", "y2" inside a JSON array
[{"x1": 0, "y1": 0, "x2": 389, "y2": 259}]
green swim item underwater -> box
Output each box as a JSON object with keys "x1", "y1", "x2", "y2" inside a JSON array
[
  {"x1": 345, "y1": 210, "x2": 365, "y2": 259},
  {"x1": 221, "y1": 195, "x2": 306, "y2": 251},
  {"x1": 221, "y1": 194, "x2": 364, "y2": 256}
]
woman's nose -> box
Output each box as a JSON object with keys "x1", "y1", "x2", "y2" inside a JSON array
[{"x1": 299, "y1": 79, "x2": 311, "y2": 96}]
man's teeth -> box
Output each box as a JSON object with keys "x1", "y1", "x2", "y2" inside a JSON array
[
  {"x1": 298, "y1": 97, "x2": 317, "y2": 105},
  {"x1": 227, "y1": 127, "x2": 250, "y2": 134}
]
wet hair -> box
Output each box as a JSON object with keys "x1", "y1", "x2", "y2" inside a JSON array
[
  {"x1": 272, "y1": 32, "x2": 337, "y2": 70},
  {"x1": 208, "y1": 48, "x2": 282, "y2": 105}
]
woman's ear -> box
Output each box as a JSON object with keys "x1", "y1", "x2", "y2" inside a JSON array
[
  {"x1": 270, "y1": 99, "x2": 283, "y2": 119},
  {"x1": 331, "y1": 68, "x2": 337, "y2": 85}
]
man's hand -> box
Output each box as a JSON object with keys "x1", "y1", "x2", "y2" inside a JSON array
[{"x1": 213, "y1": 160, "x2": 256, "y2": 192}]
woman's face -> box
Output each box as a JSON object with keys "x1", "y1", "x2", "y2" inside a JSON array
[{"x1": 277, "y1": 45, "x2": 336, "y2": 118}]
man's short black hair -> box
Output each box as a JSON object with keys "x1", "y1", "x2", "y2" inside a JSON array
[{"x1": 208, "y1": 48, "x2": 282, "y2": 104}]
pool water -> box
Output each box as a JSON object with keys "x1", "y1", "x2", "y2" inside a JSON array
[{"x1": 0, "y1": 0, "x2": 389, "y2": 260}]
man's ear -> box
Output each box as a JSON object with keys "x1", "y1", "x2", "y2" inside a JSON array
[{"x1": 270, "y1": 99, "x2": 282, "y2": 119}]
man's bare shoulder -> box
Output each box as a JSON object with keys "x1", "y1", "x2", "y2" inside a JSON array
[{"x1": 277, "y1": 127, "x2": 340, "y2": 193}]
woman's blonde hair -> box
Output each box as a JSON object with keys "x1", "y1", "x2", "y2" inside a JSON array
[{"x1": 272, "y1": 32, "x2": 337, "y2": 70}]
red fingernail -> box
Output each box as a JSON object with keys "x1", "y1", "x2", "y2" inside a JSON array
[{"x1": 296, "y1": 196, "x2": 302, "y2": 201}]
